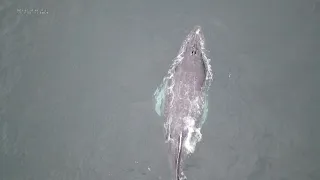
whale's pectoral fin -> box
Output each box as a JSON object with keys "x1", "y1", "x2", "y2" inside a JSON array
[{"x1": 153, "y1": 82, "x2": 167, "y2": 116}]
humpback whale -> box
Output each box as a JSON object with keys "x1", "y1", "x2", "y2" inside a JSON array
[{"x1": 153, "y1": 26, "x2": 213, "y2": 180}]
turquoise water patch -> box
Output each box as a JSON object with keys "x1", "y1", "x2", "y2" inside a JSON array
[
  {"x1": 199, "y1": 96, "x2": 209, "y2": 128},
  {"x1": 153, "y1": 81, "x2": 167, "y2": 117}
]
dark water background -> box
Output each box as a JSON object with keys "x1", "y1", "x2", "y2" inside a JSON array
[{"x1": 0, "y1": 0, "x2": 319, "y2": 180}]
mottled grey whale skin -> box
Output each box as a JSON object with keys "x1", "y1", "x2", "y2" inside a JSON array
[{"x1": 165, "y1": 26, "x2": 207, "y2": 180}]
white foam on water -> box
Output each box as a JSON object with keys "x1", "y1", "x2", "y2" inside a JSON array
[{"x1": 183, "y1": 116, "x2": 202, "y2": 154}]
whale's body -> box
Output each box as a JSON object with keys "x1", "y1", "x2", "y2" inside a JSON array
[{"x1": 153, "y1": 26, "x2": 213, "y2": 180}]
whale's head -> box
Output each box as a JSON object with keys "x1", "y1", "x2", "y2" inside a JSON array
[
  {"x1": 177, "y1": 26, "x2": 206, "y2": 90},
  {"x1": 180, "y1": 26, "x2": 205, "y2": 70}
]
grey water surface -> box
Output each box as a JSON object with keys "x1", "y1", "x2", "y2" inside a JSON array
[{"x1": 0, "y1": 0, "x2": 319, "y2": 180}]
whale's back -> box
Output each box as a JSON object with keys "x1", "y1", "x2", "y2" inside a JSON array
[{"x1": 153, "y1": 25, "x2": 213, "y2": 180}]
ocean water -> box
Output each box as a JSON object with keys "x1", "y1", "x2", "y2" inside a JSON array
[{"x1": 1, "y1": 0, "x2": 320, "y2": 180}]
